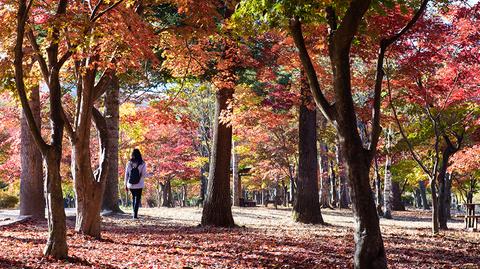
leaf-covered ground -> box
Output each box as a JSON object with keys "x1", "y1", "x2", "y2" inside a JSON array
[{"x1": 0, "y1": 207, "x2": 479, "y2": 268}]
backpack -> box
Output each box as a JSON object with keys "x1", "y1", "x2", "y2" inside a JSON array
[{"x1": 128, "y1": 162, "x2": 142, "y2": 184}]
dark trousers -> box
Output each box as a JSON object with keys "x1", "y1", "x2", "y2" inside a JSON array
[{"x1": 130, "y1": 188, "x2": 142, "y2": 218}]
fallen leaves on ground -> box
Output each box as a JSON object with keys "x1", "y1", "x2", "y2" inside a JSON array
[{"x1": 0, "y1": 207, "x2": 479, "y2": 269}]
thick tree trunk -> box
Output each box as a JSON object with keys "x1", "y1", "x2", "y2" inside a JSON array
[
  {"x1": 201, "y1": 88, "x2": 235, "y2": 227},
  {"x1": 20, "y1": 85, "x2": 45, "y2": 218},
  {"x1": 336, "y1": 140, "x2": 349, "y2": 209},
  {"x1": 73, "y1": 104, "x2": 109, "y2": 238},
  {"x1": 391, "y1": 181, "x2": 405, "y2": 211},
  {"x1": 374, "y1": 157, "x2": 383, "y2": 216},
  {"x1": 232, "y1": 140, "x2": 241, "y2": 206},
  {"x1": 72, "y1": 139, "x2": 105, "y2": 238},
  {"x1": 102, "y1": 76, "x2": 121, "y2": 213},
  {"x1": 419, "y1": 180, "x2": 430, "y2": 210},
  {"x1": 293, "y1": 77, "x2": 323, "y2": 224},
  {"x1": 343, "y1": 140, "x2": 386, "y2": 269}
]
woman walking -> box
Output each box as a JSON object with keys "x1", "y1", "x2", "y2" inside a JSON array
[{"x1": 125, "y1": 149, "x2": 147, "y2": 219}]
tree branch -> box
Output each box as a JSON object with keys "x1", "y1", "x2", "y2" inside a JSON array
[
  {"x1": 14, "y1": 0, "x2": 50, "y2": 154},
  {"x1": 26, "y1": 29, "x2": 50, "y2": 84},
  {"x1": 289, "y1": 17, "x2": 336, "y2": 123},
  {"x1": 368, "y1": 0, "x2": 430, "y2": 161},
  {"x1": 92, "y1": 107, "x2": 109, "y2": 183}
]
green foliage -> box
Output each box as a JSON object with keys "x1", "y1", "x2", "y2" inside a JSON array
[{"x1": 0, "y1": 191, "x2": 18, "y2": 209}]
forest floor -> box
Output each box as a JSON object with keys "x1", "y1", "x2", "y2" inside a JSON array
[{"x1": 0, "y1": 206, "x2": 479, "y2": 269}]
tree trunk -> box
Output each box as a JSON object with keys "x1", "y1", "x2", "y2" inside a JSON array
[
  {"x1": 232, "y1": 140, "x2": 241, "y2": 206},
  {"x1": 431, "y1": 175, "x2": 440, "y2": 234},
  {"x1": 438, "y1": 145, "x2": 458, "y2": 229},
  {"x1": 200, "y1": 162, "x2": 209, "y2": 205},
  {"x1": 391, "y1": 181, "x2": 405, "y2": 211},
  {"x1": 20, "y1": 85, "x2": 45, "y2": 218},
  {"x1": 445, "y1": 173, "x2": 452, "y2": 220},
  {"x1": 293, "y1": 77, "x2": 323, "y2": 224},
  {"x1": 318, "y1": 117, "x2": 331, "y2": 208},
  {"x1": 289, "y1": 165, "x2": 295, "y2": 204},
  {"x1": 201, "y1": 88, "x2": 235, "y2": 227},
  {"x1": 383, "y1": 127, "x2": 393, "y2": 219},
  {"x1": 182, "y1": 185, "x2": 187, "y2": 207},
  {"x1": 102, "y1": 75, "x2": 121, "y2": 213},
  {"x1": 383, "y1": 155, "x2": 393, "y2": 219},
  {"x1": 14, "y1": 0, "x2": 68, "y2": 258},
  {"x1": 414, "y1": 188, "x2": 422, "y2": 208},
  {"x1": 329, "y1": 159, "x2": 338, "y2": 207},
  {"x1": 73, "y1": 105, "x2": 109, "y2": 238},
  {"x1": 419, "y1": 180, "x2": 430, "y2": 210},
  {"x1": 373, "y1": 157, "x2": 383, "y2": 216},
  {"x1": 336, "y1": 140, "x2": 349, "y2": 209},
  {"x1": 161, "y1": 178, "x2": 173, "y2": 207}
]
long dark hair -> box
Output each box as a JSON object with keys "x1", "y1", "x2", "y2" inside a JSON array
[{"x1": 130, "y1": 149, "x2": 144, "y2": 165}]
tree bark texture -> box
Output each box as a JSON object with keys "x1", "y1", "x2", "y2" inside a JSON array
[
  {"x1": 102, "y1": 75, "x2": 121, "y2": 213},
  {"x1": 336, "y1": 140, "x2": 349, "y2": 209},
  {"x1": 391, "y1": 181, "x2": 405, "y2": 211},
  {"x1": 293, "y1": 76, "x2": 323, "y2": 224},
  {"x1": 374, "y1": 157, "x2": 383, "y2": 216},
  {"x1": 383, "y1": 127, "x2": 393, "y2": 219},
  {"x1": 418, "y1": 180, "x2": 430, "y2": 210},
  {"x1": 201, "y1": 88, "x2": 235, "y2": 227},
  {"x1": 319, "y1": 141, "x2": 331, "y2": 208},
  {"x1": 20, "y1": 85, "x2": 45, "y2": 218}
]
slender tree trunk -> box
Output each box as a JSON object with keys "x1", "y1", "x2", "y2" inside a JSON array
[
  {"x1": 419, "y1": 180, "x2": 430, "y2": 210},
  {"x1": 20, "y1": 85, "x2": 45, "y2": 218},
  {"x1": 289, "y1": 165, "x2": 295, "y2": 204},
  {"x1": 383, "y1": 126, "x2": 393, "y2": 219},
  {"x1": 329, "y1": 159, "x2": 338, "y2": 207},
  {"x1": 182, "y1": 185, "x2": 187, "y2": 207},
  {"x1": 102, "y1": 75, "x2": 121, "y2": 213},
  {"x1": 318, "y1": 113, "x2": 331, "y2": 208},
  {"x1": 431, "y1": 175, "x2": 440, "y2": 234},
  {"x1": 414, "y1": 188, "x2": 422, "y2": 208},
  {"x1": 293, "y1": 76, "x2": 323, "y2": 224},
  {"x1": 336, "y1": 140, "x2": 349, "y2": 209},
  {"x1": 383, "y1": 155, "x2": 393, "y2": 219},
  {"x1": 374, "y1": 157, "x2": 383, "y2": 216},
  {"x1": 43, "y1": 76, "x2": 68, "y2": 258},
  {"x1": 232, "y1": 140, "x2": 241, "y2": 206},
  {"x1": 200, "y1": 162, "x2": 209, "y2": 204},
  {"x1": 201, "y1": 88, "x2": 235, "y2": 227},
  {"x1": 445, "y1": 173, "x2": 452, "y2": 220}
]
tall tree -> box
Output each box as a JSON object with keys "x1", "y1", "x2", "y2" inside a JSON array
[
  {"x1": 102, "y1": 76, "x2": 122, "y2": 213},
  {"x1": 234, "y1": 0, "x2": 430, "y2": 267},
  {"x1": 293, "y1": 73, "x2": 323, "y2": 224}
]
